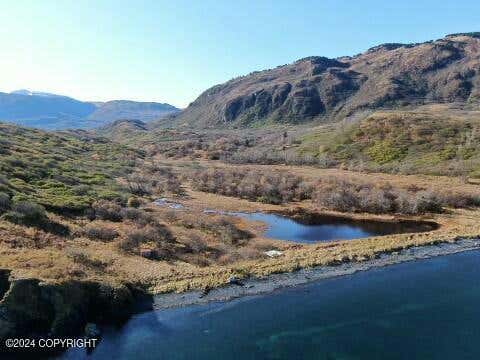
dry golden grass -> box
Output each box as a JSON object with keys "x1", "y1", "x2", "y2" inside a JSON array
[{"x1": 2, "y1": 153, "x2": 480, "y2": 294}]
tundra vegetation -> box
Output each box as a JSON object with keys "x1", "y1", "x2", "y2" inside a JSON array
[
  {"x1": 1, "y1": 120, "x2": 480, "y2": 286},
  {"x1": 125, "y1": 106, "x2": 480, "y2": 179},
  {"x1": 0, "y1": 124, "x2": 265, "y2": 272},
  {"x1": 2, "y1": 114, "x2": 480, "y2": 349}
]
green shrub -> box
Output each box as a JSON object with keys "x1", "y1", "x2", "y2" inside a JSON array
[
  {"x1": 366, "y1": 140, "x2": 407, "y2": 164},
  {"x1": 11, "y1": 201, "x2": 48, "y2": 224},
  {"x1": 459, "y1": 147, "x2": 476, "y2": 160},
  {"x1": 439, "y1": 146, "x2": 457, "y2": 160},
  {"x1": 71, "y1": 185, "x2": 91, "y2": 196},
  {"x1": 1, "y1": 201, "x2": 69, "y2": 235},
  {"x1": 127, "y1": 197, "x2": 142, "y2": 208},
  {"x1": 0, "y1": 192, "x2": 11, "y2": 213},
  {"x1": 0, "y1": 122, "x2": 141, "y2": 216},
  {"x1": 96, "y1": 190, "x2": 126, "y2": 203}
]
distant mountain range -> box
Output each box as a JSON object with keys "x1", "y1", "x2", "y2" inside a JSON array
[
  {"x1": 5, "y1": 32, "x2": 480, "y2": 131},
  {"x1": 170, "y1": 32, "x2": 480, "y2": 128},
  {"x1": 0, "y1": 90, "x2": 179, "y2": 130}
]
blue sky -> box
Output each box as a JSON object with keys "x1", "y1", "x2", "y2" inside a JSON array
[{"x1": 1, "y1": 0, "x2": 479, "y2": 107}]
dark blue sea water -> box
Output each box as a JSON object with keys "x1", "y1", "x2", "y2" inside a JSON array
[
  {"x1": 230, "y1": 212, "x2": 433, "y2": 242},
  {"x1": 60, "y1": 250, "x2": 480, "y2": 360}
]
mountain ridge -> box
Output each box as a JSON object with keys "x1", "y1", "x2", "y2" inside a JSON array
[
  {"x1": 169, "y1": 32, "x2": 480, "y2": 128},
  {"x1": 0, "y1": 90, "x2": 179, "y2": 130}
]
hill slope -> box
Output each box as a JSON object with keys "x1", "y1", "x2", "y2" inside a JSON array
[
  {"x1": 171, "y1": 32, "x2": 480, "y2": 128},
  {"x1": 294, "y1": 104, "x2": 480, "y2": 177},
  {"x1": 0, "y1": 91, "x2": 179, "y2": 130},
  {"x1": 0, "y1": 122, "x2": 141, "y2": 211},
  {"x1": 95, "y1": 119, "x2": 149, "y2": 143},
  {"x1": 88, "y1": 100, "x2": 179, "y2": 123}
]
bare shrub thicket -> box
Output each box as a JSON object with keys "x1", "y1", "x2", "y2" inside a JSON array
[
  {"x1": 175, "y1": 212, "x2": 252, "y2": 246},
  {"x1": 313, "y1": 179, "x2": 443, "y2": 215},
  {"x1": 119, "y1": 224, "x2": 174, "y2": 256},
  {"x1": 120, "y1": 207, "x2": 150, "y2": 224},
  {"x1": 192, "y1": 168, "x2": 312, "y2": 205},
  {"x1": 227, "y1": 149, "x2": 336, "y2": 167},
  {"x1": 182, "y1": 234, "x2": 208, "y2": 253},
  {"x1": 125, "y1": 163, "x2": 183, "y2": 196},
  {"x1": 66, "y1": 249, "x2": 108, "y2": 271},
  {"x1": 148, "y1": 129, "x2": 332, "y2": 167},
  {"x1": 441, "y1": 192, "x2": 480, "y2": 208},
  {"x1": 192, "y1": 168, "x2": 480, "y2": 215},
  {"x1": 91, "y1": 200, "x2": 123, "y2": 222},
  {"x1": 83, "y1": 225, "x2": 118, "y2": 242},
  {"x1": 87, "y1": 200, "x2": 177, "y2": 259},
  {"x1": 209, "y1": 218, "x2": 252, "y2": 245},
  {"x1": 118, "y1": 206, "x2": 175, "y2": 258},
  {"x1": 150, "y1": 133, "x2": 251, "y2": 161}
]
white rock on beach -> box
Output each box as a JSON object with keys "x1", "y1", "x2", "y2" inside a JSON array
[{"x1": 265, "y1": 250, "x2": 283, "y2": 258}]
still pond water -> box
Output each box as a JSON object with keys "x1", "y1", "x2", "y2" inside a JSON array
[
  {"x1": 228, "y1": 212, "x2": 436, "y2": 243},
  {"x1": 60, "y1": 250, "x2": 480, "y2": 360}
]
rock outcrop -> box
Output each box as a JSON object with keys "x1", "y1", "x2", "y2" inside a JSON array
[
  {"x1": 170, "y1": 33, "x2": 480, "y2": 128},
  {"x1": 0, "y1": 271, "x2": 135, "y2": 343}
]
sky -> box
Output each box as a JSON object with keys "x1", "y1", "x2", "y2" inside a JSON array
[{"x1": 0, "y1": 0, "x2": 479, "y2": 108}]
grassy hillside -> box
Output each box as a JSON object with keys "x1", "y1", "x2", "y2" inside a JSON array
[
  {"x1": 298, "y1": 105, "x2": 480, "y2": 177},
  {"x1": 0, "y1": 122, "x2": 142, "y2": 212}
]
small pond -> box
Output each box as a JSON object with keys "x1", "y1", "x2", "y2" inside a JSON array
[
  {"x1": 153, "y1": 199, "x2": 438, "y2": 243},
  {"x1": 225, "y1": 212, "x2": 438, "y2": 243}
]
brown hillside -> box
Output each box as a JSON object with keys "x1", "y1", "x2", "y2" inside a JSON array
[{"x1": 170, "y1": 33, "x2": 480, "y2": 128}]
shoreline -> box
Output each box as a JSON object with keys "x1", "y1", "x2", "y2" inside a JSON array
[
  {"x1": 3, "y1": 238, "x2": 480, "y2": 359},
  {"x1": 152, "y1": 238, "x2": 480, "y2": 310}
]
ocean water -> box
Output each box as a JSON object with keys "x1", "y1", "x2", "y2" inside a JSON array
[{"x1": 60, "y1": 250, "x2": 480, "y2": 360}]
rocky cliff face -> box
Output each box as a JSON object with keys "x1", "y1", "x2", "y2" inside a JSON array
[
  {"x1": 172, "y1": 33, "x2": 480, "y2": 128},
  {"x1": 0, "y1": 271, "x2": 136, "y2": 345}
]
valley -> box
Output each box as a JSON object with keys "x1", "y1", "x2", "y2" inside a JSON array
[
  {"x1": 2, "y1": 31, "x2": 480, "y2": 358},
  {"x1": 2, "y1": 120, "x2": 480, "y2": 350}
]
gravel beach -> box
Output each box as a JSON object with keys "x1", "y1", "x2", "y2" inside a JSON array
[{"x1": 153, "y1": 238, "x2": 480, "y2": 310}]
